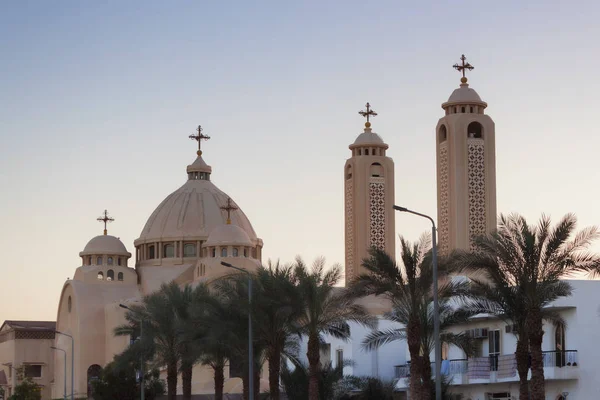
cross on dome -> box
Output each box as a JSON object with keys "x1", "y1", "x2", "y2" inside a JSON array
[
  {"x1": 189, "y1": 125, "x2": 211, "y2": 156},
  {"x1": 358, "y1": 102, "x2": 377, "y2": 128},
  {"x1": 220, "y1": 198, "x2": 238, "y2": 225},
  {"x1": 97, "y1": 210, "x2": 114, "y2": 236},
  {"x1": 453, "y1": 54, "x2": 474, "y2": 84}
]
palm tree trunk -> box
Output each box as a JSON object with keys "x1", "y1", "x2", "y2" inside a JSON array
[
  {"x1": 407, "y1": 318, "x2": 423, "y2": 400},
  {"x1": 167, "y1": 361, "x2": 178, "y2": 400},
  {"x1": 307, "y1": 334, "x2": 321, "y2": 400},
  {"x1": 242, "y1": 372, "x2": 249, "y2": 400},
  {"x1": 181, "y1": 363, "x2": 193, "y2": 400},
  {"x1": 421, "y1": 355, "x2": 433, "y2": 400},
  {"x1": 254, "y1": 364, "x2": 261, "y2": 399},
  {"x1": 515, "y1": 336, "x2": 530, "y2": 400},
  {"x1": 527, "y1": 309, "x2": 545, "y2": 400},
  {"x1": 267, "y1": 349, "x2": 281, "y2": 400},
  {"x1": 213, "y1": 364, "x2": 225, "y2": 400}
]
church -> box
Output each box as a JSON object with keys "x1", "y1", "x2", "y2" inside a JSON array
[{"x1": 0, "y1": 56, "x2": 597, "y2": 400}]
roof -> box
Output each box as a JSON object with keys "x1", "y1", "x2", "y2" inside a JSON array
[
  {"x1": 80, "y1": 235, "x2": 131, "y2": 257},
  {"x1": 205, "y1": 223, "x2": 253, "y2": 247},
  {"x1": 1, "y1": 320, "x2": 56, "y2": 331}
]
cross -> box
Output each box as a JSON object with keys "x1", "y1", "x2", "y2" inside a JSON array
[
  {"x1": 97, "y1": 210, "x2": 114, "y2": 236},
  {"x1": 453, "y1": 54, "x2": 474, "y2": 82},
  {"x1": 188, "y1": 125, "x2": 211, "y2": 156},
  {"x1": 358, "y1": 102, "x2": 377, "y2": 126},
  {"x1": 220, "y1": 198, "x2": 238, "y2": 225}
]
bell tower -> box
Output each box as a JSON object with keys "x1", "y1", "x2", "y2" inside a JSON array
[
  {"x1": 344, "y1": 103, "x2": 395, "y2": 282},
  {"x1": 436, "y1": 55, "x2": 497, "y2": 253}
]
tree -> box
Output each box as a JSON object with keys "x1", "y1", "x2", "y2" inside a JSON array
[
  {"x1": 280, "y1": 360, "x2": 345, "y2": 400},
  {"x1": 293, "y1": 258, "x2": 377, "y2": 400},
  {"x1": 449, "y1": 213, "x2": 600, "y2": 400},
  {"x1": 8, "y1": 367, "x2": 41, "y2": 400},
  {"x1": 91, "y1": 360, "x2": 164, "y2": 400},
  {"x1": 115, "y1": 285, "x2": 181, "y2": 400},
  {"x1": 347, "y1": 238, "x2": 473, "y2": 400}
]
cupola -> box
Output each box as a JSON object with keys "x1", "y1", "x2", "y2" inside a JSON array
[{"x1": 348, "y1": 103, "x2": 389, "y2": 157}]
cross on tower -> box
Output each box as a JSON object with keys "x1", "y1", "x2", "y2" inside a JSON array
[
  {"x1": 453, "y1": 54, "x2": 474, "y2": 83},
  {"x1": 220, "y1": 198, "x2": 238, "y2": 225},
  {"x1": 189, "y1": 125, "x2": 211, "y2": 156},
  {"x1": 97, "y1": 210, "x2": 114, "y2": 236},
  {"x1": 358, "y1": 102, "x2": 377, "y2": 127}
]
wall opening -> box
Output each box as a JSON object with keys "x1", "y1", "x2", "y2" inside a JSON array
[
  {"x1": 184, "y1": 243, "x2": 196, "y2": 257},
  {"x1": 345, "y1": 165, "x2": 352, "y2": 180},
  {"x1": 370, "y1": 162, "x2": 384, "y2": 177},
  {"x1": 467, "y1": 121, "x2": 483, "y2": 138},
  {"x1": 148, "y1": 245, "x2": 155, "y2": 259},
  {"x1": 107, "y1": 269, "x2": 114, "y2": 281},
  {"x1": 439, "y1": 125, "x2": 447, "y2": 143},
  {"x1": 163, "y1": 244, "x2": 175, "y2": 258},
  {"x1": 97, "y1": 272, "x2": 104, "y2": 280},
  {"x1": 118, "y1": 272, "x2": 124, "y2": 282}
]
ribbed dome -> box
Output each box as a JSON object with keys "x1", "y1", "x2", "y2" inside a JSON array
[
  {"x1": 204, "y1": 224, "x2": 253, "y2": 247},
  {"x1": 80, "y1": 235, "x2": 131, "y2": 257},
  {"x1": 135, "y1": 179, "x2": 257, "y2": 244},
  {"x1": 349, "y1": 127, "x2": 388, "y2": 149},
  {"x1": 443, "y1": 83, "x2": 487, "y2": 108}
]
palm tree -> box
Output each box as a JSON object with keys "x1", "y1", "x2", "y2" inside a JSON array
[
  {"x1": 293, "y1": 257, "x2": 377, "y2": 400},
  {"x1": 280, "y1": 360, "x2": 345, "y2": 400},
  {"x1": 449, "y1": 213, "x2": 600, "y2": 400},
  {"x1": 115, "y1": 289, "x2": 180, "y2": 400},
  {"x1": 347, "y1": 238, "x2": 474, "y2": 400}
]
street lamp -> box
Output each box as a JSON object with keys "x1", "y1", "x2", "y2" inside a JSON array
[
  {"x1": 12, "y1": 325, "x2": 74, "y2": 400},
  {"x1": 119, "y1": 304, "x2": 145, "y2": 400},
  {"x1": 393, "y1": 205, "x2": 441, "y2": 400},
  {"x1": 51, "y1": 346, "x2": 67, "y2": 400},
  {"x1": 220, "y1": 261, "x2": 254, "y2": 400}
]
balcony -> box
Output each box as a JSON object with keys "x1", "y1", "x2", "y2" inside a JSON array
[{"x1": 393, "y1": 350, "x2": 578, "y2": 389}]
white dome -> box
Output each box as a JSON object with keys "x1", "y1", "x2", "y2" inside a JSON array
[
  {"x1": 350, "y1": 127, "x2": 388, "y2": 148},
  {"x1": 135, "y1": 179, "x2": 257, "y2": 244},
  {"x1": 204, "y1": 224, "x2": 253, "y2": 247},
  {"x1": 443, "y1": 83, "x2": 487, "y2": 107},
  {"x1": 80, "y1": 235, "x2": 130, "y2": 257}
]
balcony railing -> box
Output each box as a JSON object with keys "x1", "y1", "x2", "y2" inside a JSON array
[
  {"x1": 542, "y1": 350, "x2": 578, "y2": 368},
  {"x1": 394, "y1": 359, "x2": 468, "y2": 379}
]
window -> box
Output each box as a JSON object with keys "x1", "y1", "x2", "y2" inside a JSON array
[
  {"x1": 365, "y1": 149, "x2": 369, "y2": 155},
  {"x1": 461, "y1": 106, "x2": 466, "y2": 113},
  {"x1": 555, "y1": 322, "x2": 566, "y2": 367},
  {"x1": 221, "y1": 247, "x2": 227, "y2": 257},
  {"x1": 345, "y1": 165, "x2": 352, "y2": 180},
  {"x1": 107, "y1": 270, "x2": 114, "y2": 281},
  {"x1": 184, "y1": 243, "x2": 196, "y2": 257},
  {"x1": 439, "y1": 125, "x2": 447, "y2": 143},
  {"x1": 211, "y1": 248, "x2": 216, "y2": 257},
  {"x1": 470, "y1": 106, "x2": 474, "y2": 113},
  {"x1": 163, "y1": 244, "x2": 175, "y2": 258},
  {"x1": 107, "y1": 257, "x2": 113, "y2": 265},
  {"x1": 87, "y1": 257, "x2": 92, "y2": 265},
  {"x1": 118, "y1": 272, "x2": 124, "y2": 282},
  {"x1": 243, "y1": 248, "x2": 248, "y2": 257},
  {"x1": 488, "y1": 329, "x2": 500, "y2": 371},
  {"x1": 97, "y1": 272, "x2": 104, "y2": 280},
  {"x1": 24, "y1": 365, "x2": 42, "y2": 378},
  {"x1": 117, "y1": 257, "x2": 122, "y2": 266},
  {"x1": 148, "y1": 245, "x2": 155, "y2": 259},
  {"x1": 358, "y1": 149, "x2": 362, "y2": 155},
  {"x1": 370, "y1": 162, "x2": 383, "y2": 177},
  {"x1": 97, "y1": 256, "x2": 103, "y2": 265},
  {"x1": 467, "y1": 121, "x2": 483, "y2": 138},
  {"x1": 336, "y1": 349, "x2": 343, "y2": 368},
  {"x1": 232, "y1": 247, "x2": 239, "y2": 257},
  {"x1": 68, "y1": 296, "x2": 72, "y2": 313}
]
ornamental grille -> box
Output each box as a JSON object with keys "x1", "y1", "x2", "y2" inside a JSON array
[
  {"x1": 14, "y1": 331, "x2": 55, "y2": 340},
  {"x1": 468, "y1": 140, "x2": 486, "y2": 249},
  {"x1": 345, "y1": 181, "x2": 355, "y2": 280},
  {"x1": 438, "y1": 143, "x2": 450, "y2": 254},
  {"x1": 369, "y1": 180, "x2": 386, "y2": 250}
]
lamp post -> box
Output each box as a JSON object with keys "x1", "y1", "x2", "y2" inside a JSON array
[
  {"x1": 220, "y1": 261, "x2": 254, "y2": 400},
  {"x1": 13, "y1": 326, "x2": 74, "y2": 400},
  {"x1": 119, "y1": 304, "x2": 145, "y2": 400},
  {"x1": 393, "y1": 205, "x2": 441, "y2": 400},
  {"x1": 51, "y1": 346, "x2": 67, "y2": 400}
]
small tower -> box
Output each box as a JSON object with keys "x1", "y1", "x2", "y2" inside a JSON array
[
  {"x1": 436, "y1": 55, "x2": 497, "y2": 253},
  {"x1": 344, "y1": 103, "x2": 395, "y2": 282}
]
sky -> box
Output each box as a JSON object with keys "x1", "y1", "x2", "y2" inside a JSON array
[{"x1": 1, "y1": 0, "x2": 599, "y2": 323}]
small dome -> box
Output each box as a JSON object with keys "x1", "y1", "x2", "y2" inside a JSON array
[
  {"x1": 80, "y1": 235, "x2": 131, "y2": 257},
  {"x1": 443, "y1": 83, "x2": 487, "y2": 108},
  {"x1": 349, "y1": 127, "x2": 388, "y2": 149},
  {"x1": 204, "y1": 224, "x2": 253, "y2": 247},
  {"x1": 187, "y1": 155, "x2": 212, "y2": 174}
]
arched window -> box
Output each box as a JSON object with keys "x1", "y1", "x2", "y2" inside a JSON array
[
  {"x1": 365, "y1": 149, "x2": 369, "y2": 155},
  {"x1": 87, "y1": 365, "x2": 103, "y2": 397},
  {"x1": 369, "y1": 163, "x2": 384, "y2": 177},
  {"x1": 118, "y1": 272, "x2": 124, "y2": 281},
  {"x1": 163, "y1": 244, "x2": 175, "y2": 258},
  {"x1": 97, "y1": 272, "x2": 104, "y2": 280},
  {"x1": 244, "y1": 248, "x2": 248, "y2": 257},
  {"x1": 467, "y1": 121, "x2": 483, "y2": 139},
  {"x1": 232, "y1": 247, "x2": 239, "y2": 257},
  {"x1": 555, "y1": 322, "x2": 566, "y2": 367},
  {"x1": 221, "y1": 247, "x2": 227, "y2": 257},
  {"x1": 117, "y1": 257, "x2": 122, "y2": 266},
  {"x1": 358, "y1": 149, "x2": 362, "y2": 155},
  {"x1": 439, "y1": 125, "x2": 447, "y2": 143},
  {"x1": 148, "y1": 245, "x2": 155, "y2": 259},
  {"x1": 461, "y1": 106, "x2": 466, "y2": 113},
  {"x1": 68, "y1": 296, "x2": 72, "y2": 313},
  {"x1": 184, "y1": 243, "x2": 196, "y2": 257},
  {"x1": 211, "y1": 248, "x2": 216, "y2": 258},
  {"x1": 97, "y1": 256, "x2": 103, "y2": 265},
  {"x1": 345, "y1": 165, "x2": 352, "y2": 180},
  {"x1": 107, "y1": 257, "x2": 113, "y2": 265},
  {"x1": 107, "y1": 270, "x2": 114, "y2": 281},
  {"x1": 87, "y1": 257, "x2": 92, "y2": 265}
]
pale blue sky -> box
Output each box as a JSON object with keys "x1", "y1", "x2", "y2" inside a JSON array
[{"x1": 1, "y1": 1, "x2": 599, "y2": 322}]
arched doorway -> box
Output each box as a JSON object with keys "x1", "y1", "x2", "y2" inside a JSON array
[
  {"x1": 555, "y1": 323, "x2": 566, "y2": 367},
  {"x1": 87, "y1": 364, "x2": 103, "y2": 397}
]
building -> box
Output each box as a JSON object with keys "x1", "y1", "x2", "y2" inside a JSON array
[{"x1": 0, "y1": 321, "x2": 56, "y2": 399}]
